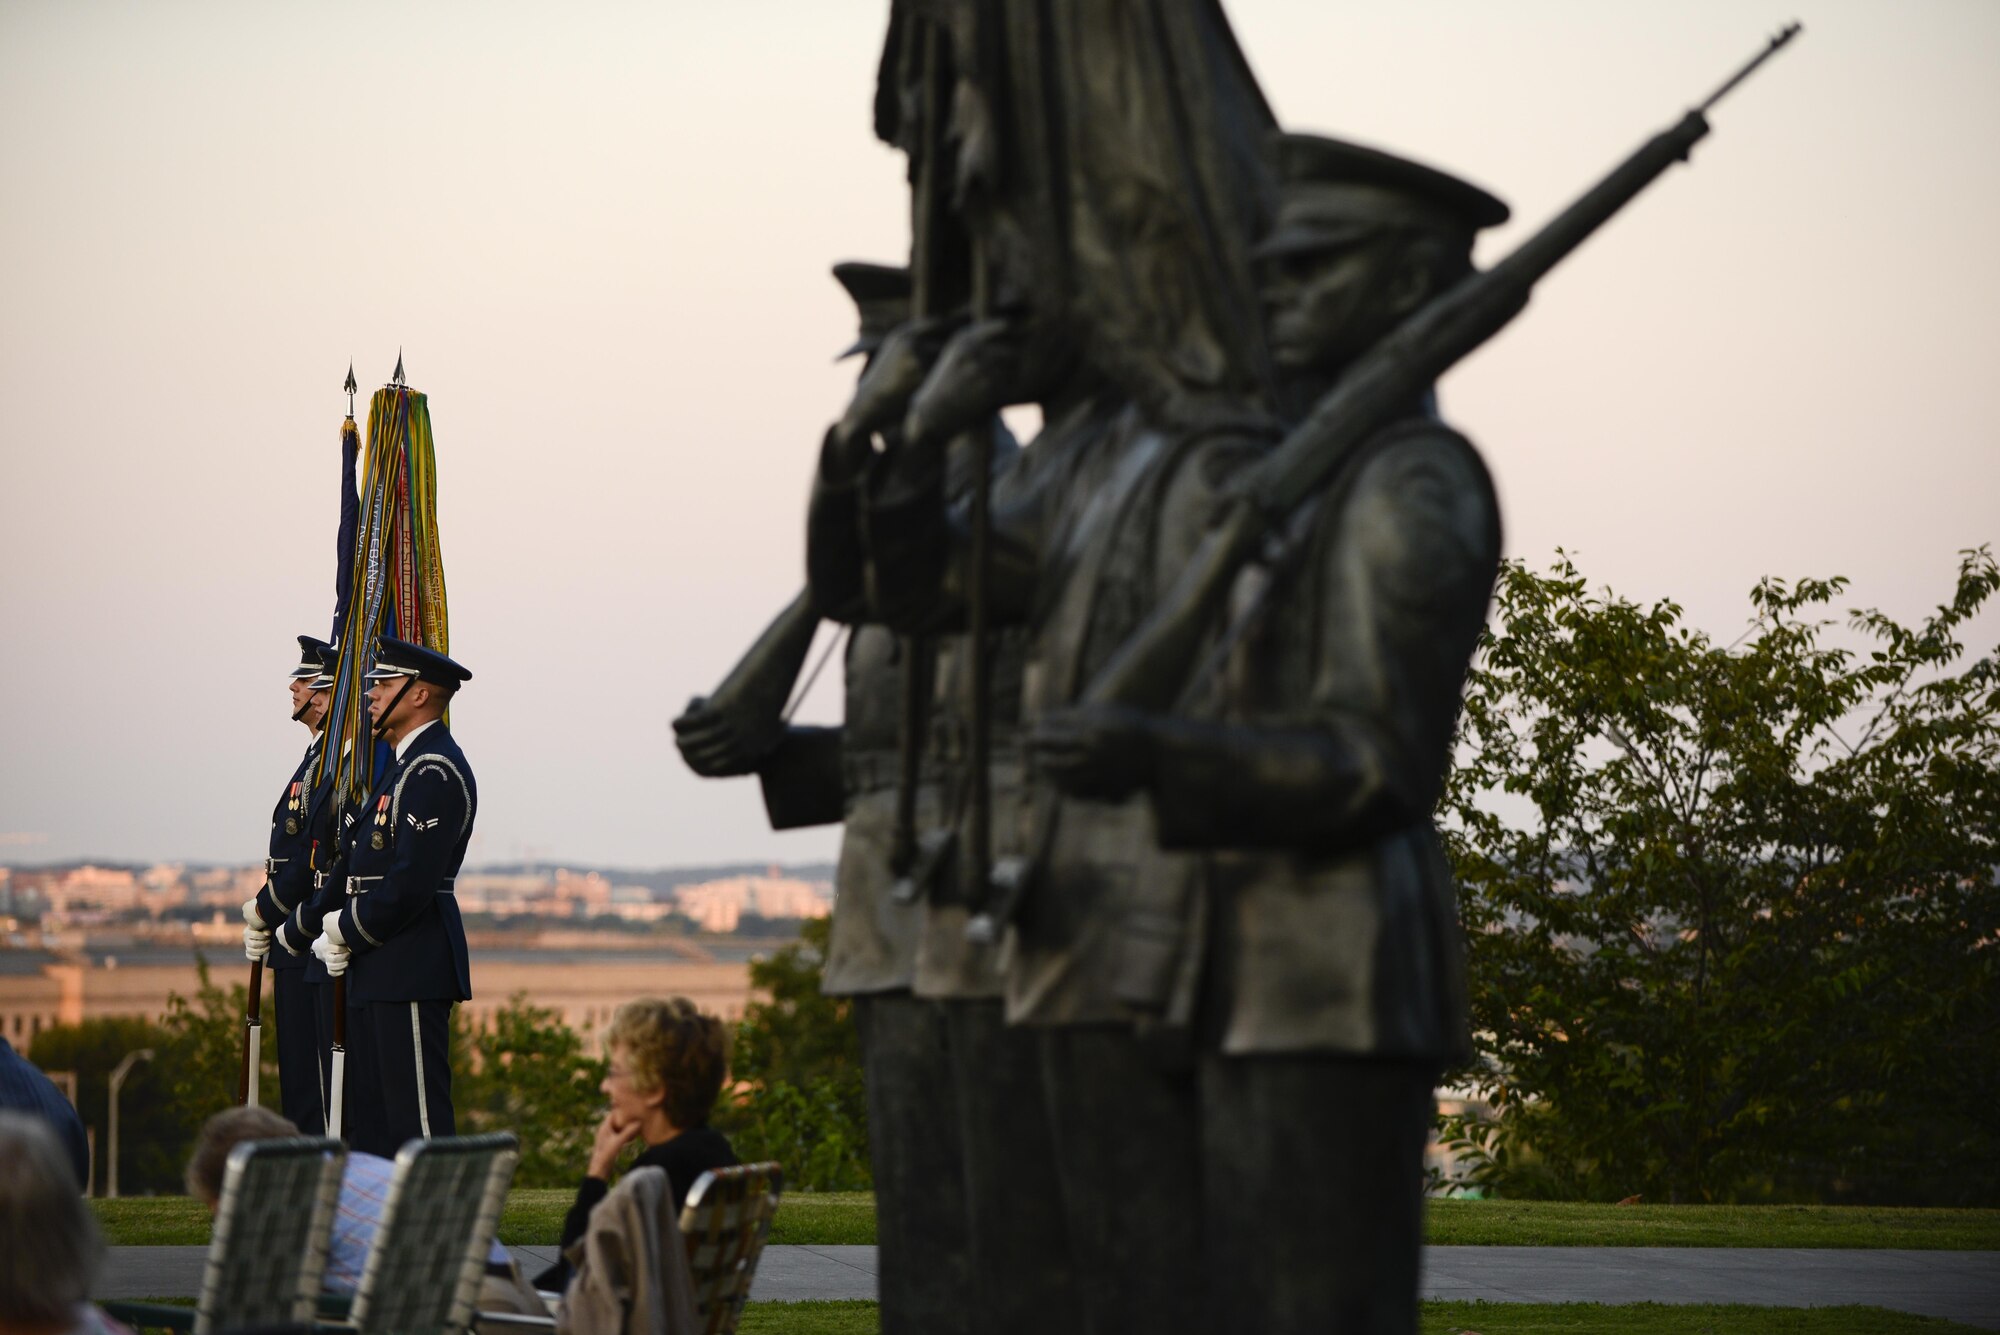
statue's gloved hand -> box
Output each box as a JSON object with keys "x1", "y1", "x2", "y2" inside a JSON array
[
  {"x1": 1030, "y1": 705, "x2": 1157, "y2": 802},
  {"x1": 829, "y1": 318, "x2": 953, "y2": 476},
  {"x1": 903, "y1": 317, "x2": 1023, "y2": 451},
  {"x1": 672, "y1": 693, "x2": 782, "y2": 777},
  {"x1": 243, "y1": 924, "x2": 271, "y2": 962}
]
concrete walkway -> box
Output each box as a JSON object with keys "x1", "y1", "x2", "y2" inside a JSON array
[{"x1": 98, "y1": 1245, "x2": 2000, "y2": 1329}]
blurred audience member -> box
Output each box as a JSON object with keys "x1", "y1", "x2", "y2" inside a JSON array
[
  {"x1": 187, "y1": 1106, "x2": 514, "y2": 1296},
  {"x1": 0, "y1": 1038, "x2": 90, "y2": 1190},
  {"x1": 0, "y1": 1111, "x2": 131, "y2": 1335}
]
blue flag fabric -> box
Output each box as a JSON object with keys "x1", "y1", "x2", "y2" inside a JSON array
[{"x1": 331, "y1": 418, "x2": 361, "y2": 644}]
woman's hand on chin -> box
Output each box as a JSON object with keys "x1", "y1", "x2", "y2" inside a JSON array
[{"x1": 587, "y1": 1109, "x2": 642, "y2": 1179}]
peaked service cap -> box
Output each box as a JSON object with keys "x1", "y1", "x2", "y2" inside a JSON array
[
  {"x1": 831, "y1": 261, "x2": 913, "y2": 360},
  {"x1": 363, "y1": 636, "x2": 472, "y2": 689},
  {"x1": 291, "y1": 635, "x2": 336, "y2": 681},
  {"x1": 1253, "y1": 132, "x2": 1509, "y2": 261}
]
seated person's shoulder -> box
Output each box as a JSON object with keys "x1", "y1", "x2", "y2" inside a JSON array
[
  {"x1": 683, "y1": 1124, "x2": 739, "y2": 1172},
  {"x1": 662, "y1": 1126, "x2": 740, "y2": 1208}
]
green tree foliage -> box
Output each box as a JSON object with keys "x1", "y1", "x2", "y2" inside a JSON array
[
  {"x1": 716, "y1": 916, "x2": 871, "y2": 1190},
  {"x1": 157, "y1": 956, "x2": 281, "y2": 1142},
  {"x1": 31, "y1": 955, "x2": 277, "y2": 1194},
  {"x1": 1440, "y1": 549, "x2": 2000, "y2": 1204},
  {"x1": 31, "y1": 1015, "x2": 176, "y2": 1195},
  {"x1": 451, "y1": 994, "x2": 609, "y2": 1187}
]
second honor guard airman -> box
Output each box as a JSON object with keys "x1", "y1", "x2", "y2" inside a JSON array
[
  {"x1": 310, "y1": 637, "x2": 476, "y2": 1157},
  {"x1": 241, "y1": 635, "x2": 335, "y2": 1132}
]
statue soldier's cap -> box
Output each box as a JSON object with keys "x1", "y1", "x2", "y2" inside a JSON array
[
  {"x1": 291, "y1": 635, "x2": 336, "y2": 681},
  {"x1": 1253, "y1": 133, "x2": 1509, "y2": 261},
  {"x1": 831, "y1": 262, "x2": 913, "y2": 360},
  {"x1": 363, "y1": 636, "x2": 472, "y2": 689}
]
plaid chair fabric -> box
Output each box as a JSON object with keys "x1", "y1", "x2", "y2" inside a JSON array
[
  {"x1": 346, "y1": 1132, "x2": 518, "y2": 1334},
  {"x1": 197, "y1": 1136, "x2": 345, "y2": 1335},
  {"x1": 678, "y1": 1162, "x2": 784, "y2": 1335}
]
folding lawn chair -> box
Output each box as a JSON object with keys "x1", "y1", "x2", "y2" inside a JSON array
[
  {"x1": 484, "y1": 1159, "x2": 785, "y2": 1335},
  {"x1": 329, "y1": 1132, "x2": 519, "y2": 1335},
  {"x1": 678, "y1": 1162, "x2": 784, "y2": 1335},
  {"x1": 103, "y1": 1135, "x2": 344, "y2": 1335}
]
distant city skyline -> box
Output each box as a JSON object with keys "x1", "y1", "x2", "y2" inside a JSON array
[
  {"x1": 0, "y1": 860, "x2": 832, "y2": 919},
  {"x1": 3, "y1": 2, "x2": 1995, "y2": 867}
]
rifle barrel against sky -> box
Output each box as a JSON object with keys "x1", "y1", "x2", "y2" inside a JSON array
[{"x1": 1081, "y1": 23, "x2": 1804, "y2": 716}]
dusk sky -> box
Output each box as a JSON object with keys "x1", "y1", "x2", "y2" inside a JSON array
[{"x1": 2, "y1": 1, "x2": 1995, "y2": 869}]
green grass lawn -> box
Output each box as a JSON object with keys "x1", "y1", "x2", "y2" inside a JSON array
[
  {"x1": 1425, "y1": 1199, "x2": 2000, "y2": 1250},
  {"x1": 111, "y1": 1301, "x2": 1988, "y2": 1335},
  {"x1": 496, "y1": 1189, "x2": 879, "y2": 1247},
  {"x1": 93, "y1": 1192, "x2": 2000, "y2": 1250},
  {"x1": 1419, "y1": 1306, "x2": 1983, "y2": 1333},
  {"x1": 730, "y1": 1303, "x2": 1986, "y2": 1334}
]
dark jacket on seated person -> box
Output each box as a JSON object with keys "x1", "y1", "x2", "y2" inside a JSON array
[
  {"x1": 0, "y1": 1037, "x2": 89, "y2": 1189},
  {"x1": 533, "y1": 1125, "x2": 738, "y2": 1292}
]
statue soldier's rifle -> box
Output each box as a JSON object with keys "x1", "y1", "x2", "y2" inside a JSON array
[{"x1": 970, "y1": 22, "x2": 1803, "y2": 938}]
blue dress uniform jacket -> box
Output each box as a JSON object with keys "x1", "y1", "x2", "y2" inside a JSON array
[
  {"x1": 336, "y1": 724, "x2": 475, "y2": 1004},
  {"x1": 283, "y1": 773, "x2": 350, "y2": 983},
  {"x1": 253, "y1": 735, "x2": 335, "y2": 1131},
  {"x1": 254, "y1": 737, "x2": 324, "y2": 971},
  {"x1": 271, "y1": 770, "x2": 353, "y2": 1135}
]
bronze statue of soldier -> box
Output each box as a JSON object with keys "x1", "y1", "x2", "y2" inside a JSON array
[
  {"x1": 1031, "y1": 133, "x2": 1509, "y2": 1333},
  {"x1": 694, "y1": 9, "x2": 1794, "y2": 1328},
  {"x1": 679, "y1": 261, "x2": 1083, "y2": 1335},
  {"x1": 675, "y1": 261, "x2": 985, "y2": 1335},
  {"x1": 808, "y1": 290, "x2": 1270, "y2": 1335}
]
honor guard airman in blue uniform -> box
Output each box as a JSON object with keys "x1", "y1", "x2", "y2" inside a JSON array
[
  {"x1": 310, "y1": 637, "x2": 476, "y2": 1157},
  {"x1": 269, "y1": 646, "x2": 349, "y2": 1132},
  {"x1": 240, "y1": 635, "x2": 335, "y2": 1133}
]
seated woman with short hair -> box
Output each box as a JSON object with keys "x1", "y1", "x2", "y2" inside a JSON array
[{"x1": 533, "y1": 997, "x2": 738, "y2": 1292}]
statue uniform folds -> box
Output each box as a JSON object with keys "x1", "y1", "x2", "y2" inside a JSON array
[
  {"x1": 314, "y1": 636, "x2": 476, "y2": 1159},
  {"x1": 809, "y1": 362, "x2": 1229, "y2": 1333},
  {"x1": 680, "y1": 261, "x2": 1018, "y2": 1335},
  {"x1": 1155, "y1": 413, "x2": 1493, "y2": 1059}
]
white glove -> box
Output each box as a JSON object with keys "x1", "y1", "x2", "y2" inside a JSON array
[
  {"x1": 321, "y1": 910, "x2": 349, "y2": 949},
  {"x1": 242, "y1": 897, "x2": 269, "y2": 929},
  {"x1": 312, "y1": 932, "x2": 349, "y2": 977},
  {"x1": 243, "y1": 924, "x2": 271, "y2": 961},
  {"x1": 275, "y1": 920, "x2": 304, "y2": 957}
]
